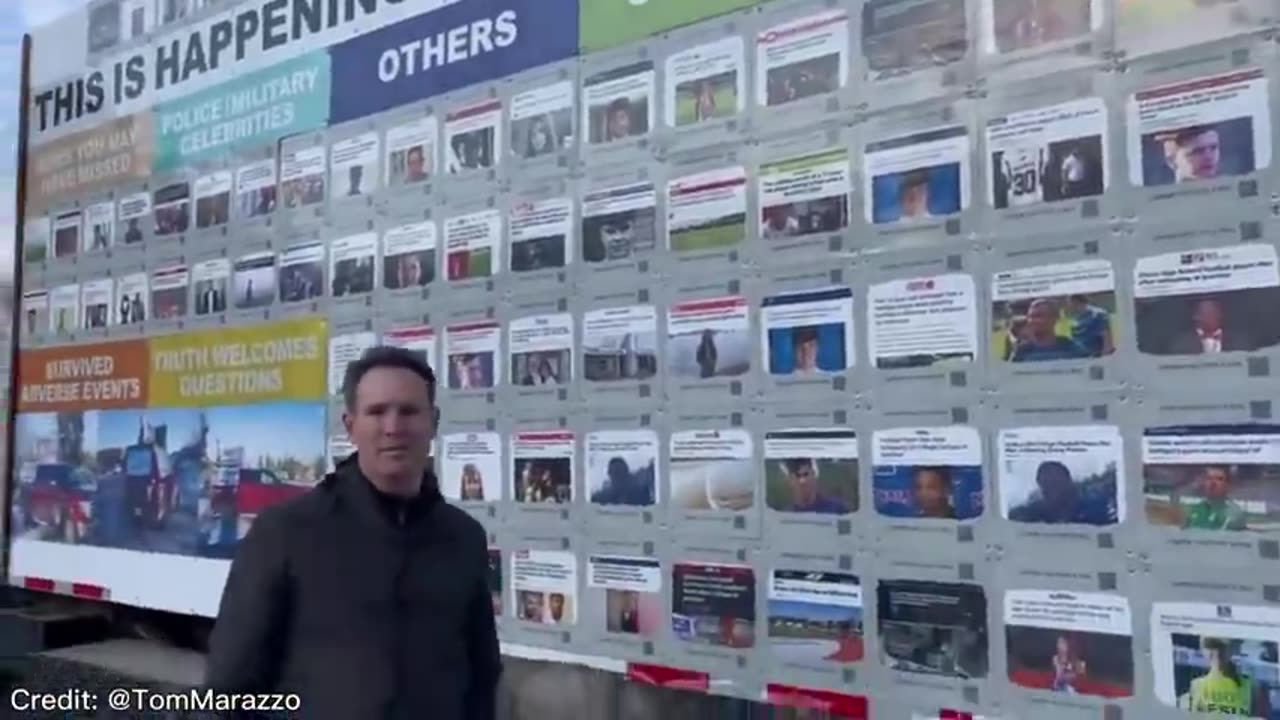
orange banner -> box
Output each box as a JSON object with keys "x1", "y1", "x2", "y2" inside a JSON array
[
  {"x1": 17, "y1": 340, "x2": 150, "y2": 413},
  {"x1": 25, "y1": 113, "x2": 155, "y2": 215}
]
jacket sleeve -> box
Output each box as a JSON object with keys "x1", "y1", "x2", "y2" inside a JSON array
[
  {"x1": 464, "y1": 537, "x2": 503, "y2": 720},
  {"x1": 205, "y1": 512, "x2": 291, "y2": 694}
]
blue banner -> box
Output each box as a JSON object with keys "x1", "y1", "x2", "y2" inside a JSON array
[{"x1": 328, "y1": 0, "x2": 579, "y2": 124}]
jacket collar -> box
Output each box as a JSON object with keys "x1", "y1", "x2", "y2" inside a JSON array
[{"x1": 326, "y1": 452, "x2": 444, "y2": 535}]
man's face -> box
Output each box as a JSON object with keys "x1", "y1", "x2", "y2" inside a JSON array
[
  {"x1": 1194, "y1": 300, "x2": 1224, "y2": 333},
  {"x1": 796, "y1": 338, "x2": 819, "y2": 370},
  {"x1": 1027, "y1": 300, "x2": 1058, "y2": 339},
  {"x1": 1172, "y1": 130, "x2": 1221, "y2": 181},
  {"x1": 786, "y1": 461, "x2": 818, "y2": 505},
  {"x1": 1200, "y1": 467, "x2": 1231, "y2": 501},
  {"x1": 602, "y1": 220, "x2": 632, "y2": 246},
  {"x1": 608, "y1": 109, "x2": 631, "y2": 139},
  {"x1": 913, "y1": 470, "x2": 950, "y2": 513},
  {"x1": 1038, "y1": 467, "x2": 1075, "y2": 507},
  {"x1": 407, "y1": 148, "x2": 425, "y2": 175},
  {"x1": 902, "y1": 183, "x2": 928, "y2": 216},
  {"x1": 549, "y1": 593, "x2": 565, "y2": 620},
  {"x1": 343, "y1": 367, "x2": 435, "y2": 481}
]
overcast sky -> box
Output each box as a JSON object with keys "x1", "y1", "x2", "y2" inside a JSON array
[{"x1": 0, "y1": 0, "x2": 89, "y2": 276}]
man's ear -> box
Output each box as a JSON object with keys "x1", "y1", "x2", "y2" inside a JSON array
[{"x1": 341, "y1": 412, "x2": 353, "y2": 437}]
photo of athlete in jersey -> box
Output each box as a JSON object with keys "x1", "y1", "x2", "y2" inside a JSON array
[
  {"x1": 991, "y1": 136, "x2": 1104, "y2": 209},
  {"x1": 1174, "y1": 635, "x2": 1276, "y2": 717}
]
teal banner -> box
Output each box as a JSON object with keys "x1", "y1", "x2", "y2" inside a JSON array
[{"x1": 153, "y1": 52, "x2": 331, "y2": 173}]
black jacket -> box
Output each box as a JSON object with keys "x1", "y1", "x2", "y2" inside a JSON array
[{"x1": 205, "y1": 455, "x2": 502, "y2": 719}]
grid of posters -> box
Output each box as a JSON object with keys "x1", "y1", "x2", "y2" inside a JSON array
[{"x1": 17, "y1": 0, "x2": 1280, "y2": 713}]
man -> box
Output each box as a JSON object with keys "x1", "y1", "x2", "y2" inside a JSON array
[
  {"x1": 1009, "y1": 298, "x2": 1089, "y2": 362},
  {"x1": 206, "y1": 347, "x2": 501, "y2": 719},
  {"x1": 347, "y1": 165, "x2": 364, "y2": 196},
  {"x1": 123, "y1": 218, "x2": 143, "y2": 244},
  {"x1": 1066, "y1": 294, "x2": 1113, "y2": 357},
  {"x1": 405, "y1": 145, "x2": 429, "y2": 183},
  {"x1": 912, "y1": 466, "x2": 956, "y2": 519},
  {"x1": 604, "y1": 98, "x2": 633, "y2": 141},
  {"x1": 1164, "y1": 125, "x2": 1221, "y2": 183},
  {"x1": 899, "y1": 170, "x2": 932, "y2": 219},
  {"x1": 547, "y1": 592, "x2": 566, "y2": 624},
  {"x1": 779, "y1": 458, "x2": 848, "y2": 514},
  {"x1": 1170, "y1": 298, "x2": 1253, "y2": 355},
  {"x1": 791, "y1": 327, "x2": 821, "y2": 373},
  {"x1": 591, "y1": 456, "x2": 653, "y2": 506},
  {"x1": 1008, "y1": 460, "x2": 1116, "y2": 525},
  {"x1": 1184, "y1": 464, "x2": 1248, "y2": 531}
]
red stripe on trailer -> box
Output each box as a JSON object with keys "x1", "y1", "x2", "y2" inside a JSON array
[
  {"x1": 625, "y1": 662, "x2": 709, "y2": 691},
  {"x1": 70, "y1": 583, "x2": 107, "y2": 600},
  {"x1": 765, "y1": 684, "x2": 869, "y2": 719},
  {"x1": 22, "y1": 577, "x2": 54, "y2": 592}
]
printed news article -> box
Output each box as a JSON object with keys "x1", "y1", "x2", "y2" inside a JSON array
[
  {"x1": 508, "y1": 312, "x2": 574, "y2": 387},
  {"x1": 582, "y1": 305, "x2": 659, "y2": 383},
  {"x1": 672, "y1": 562, "x2": 757, "y2": 648},
  {"x1": 510, "y1": 81, "x2": 574, "y2": 159},
  {"x1": 194, "y1": 170, "x2": 231, "y2": 229},
  {"x1": 509, "y1": 197, "x2": 571, "y2": 273},
  {"x1": 666, "y1": 36, "x2": 745, "y2": 127},
  {"x1": 878, "y1": 579, "x2": 989, "y2": 679},
  {"x1": 1151, "y1": 601, "x2": 1280, "y2": 718},
  {"x1": 765, "y1": 429, "x2": 858, "y2": 516},
  {"x1": 868, "y1": 274, "x2": 978, "y2": 369},
  {"x1": 445, "y1": 209, "x2": 502, "y2": 282},
  {"x1": 998, "y1": 425, "x2": 1123, "y2": 526},
  {"x1": 758, "y1": 148, "x2": 851, "y2": 240},
  {"x1": 279, "y1": 145, "x2": 326, "y2": 209},
  {"x1": 670, "y1": 429, "x2": 754, "y2": 513},
  {"x1": 986, "y1": 97, "x2": 1107, "y2": 210},
  {"x1": 382, "y1": 221, "x2": 437, "y2": 290},
  {"x1": 330, "y1": 131, "x2": 379, "y2": 199},
  {"x1": 441, "y1": 431, "x2": 503, "y2": 503},
  {"x1": 762, "y1": 287, "x2": 854, "y2": 376},
  {"x1": 278, "y1": 241, "x2": 325, "y2": 305},
  {"x1": 865, "y1": 126, "x2": 970, "y2": 225},
  {"x1": 1128, "y1": 68, "x2": 1271, "y2": 188},
  {"x1": 1143, "y1": 424, "x2": 1280, "y2": 533},
  {"x1": 444, "y1": 320, "x2": 501, "y2": 391},
  {"x1": 589, "y1": 554, "x2": 663, "y2": 637},
  {"x1": 581, "y1": 181, "x2": 658, "y2": 263},
  {"x1": 667, "y1": 296, "x2": 752, "y2": 380},
  {"x1": 757, "y1": 10, "x2": 850, "y2": 107},
  {"x1": 768, "y1": 569, "x2": 864, "y2": 665},
  {"x1": 586, "y1": 429, "x2": 659, "y2": 507},
  {"x1": 329, "y1": 232, "x2": 377, "y2": 298},
  {"x1": 1133, "y1": 243, "x2": 1280, "y2": 357},
  {"x1": 236, "y1": 159, "x2": 276, "y2": 219},
  {"x1": 1004, "y1": 589, "x2": 1135, "y2": 698},
  {"x1": 511, "y1": 431, "x2": 574, "y2": 504},
  {"x1": 990, "y1": 259, "x2": 1116, "y2": 363},
  {"x1": 873, "y1": 426, "x2": 984, "y2": 520},
  {"x1": 513, "y1": 549, "x2": 579, "y2": 626}
]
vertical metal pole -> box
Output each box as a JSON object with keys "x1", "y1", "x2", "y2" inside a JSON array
[{"x1": 2, "y1": 32, "x2": 33, "y2": 580}]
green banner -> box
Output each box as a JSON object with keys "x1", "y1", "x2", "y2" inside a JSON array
[
  {"x1": 579, "y1": 0, "x2": 764, "y2": 53},
  {"x1": 153, "y1": 52, "x2": 331, "y2": 173}
]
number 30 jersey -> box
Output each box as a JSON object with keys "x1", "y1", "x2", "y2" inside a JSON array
[{"x1": 1002, "y1": 146, "x2": 1044, "y2": 207}]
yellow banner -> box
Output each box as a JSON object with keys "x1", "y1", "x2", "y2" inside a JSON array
[{"x1": 148, "y1": 318, "x2": 328, "y2": 408}]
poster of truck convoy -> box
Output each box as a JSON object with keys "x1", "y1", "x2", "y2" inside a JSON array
[{"x1": 12, "y1": 404, "x2": 326, "y2": 560}]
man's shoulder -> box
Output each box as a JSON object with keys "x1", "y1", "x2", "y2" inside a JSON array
[
  {"x1": 435, "y1": 498, "x2": 488, "y2": 546},
  {"x1": 250, "y1": 481, "x2": 335, "y2": 534}
]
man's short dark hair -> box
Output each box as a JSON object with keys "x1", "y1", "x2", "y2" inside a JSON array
[
  {"x1": 607, "y1": 97, "x2": 631, "y2": 116},
  {"x1": 902, "y1": 170, "x2": 930, "y2": 192},
  {"x1": 1068, "y1": 294, "x2": 1088, "y2": 305},
  {"x1": 342, "y1": 346, "x2": 437, "y2": 411},
  {"x1": 1173, "y1": 124, "x2": 1216, "y2": 146}
]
